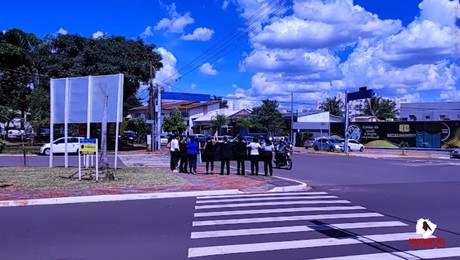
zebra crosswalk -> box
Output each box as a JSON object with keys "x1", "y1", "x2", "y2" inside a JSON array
[{"x1": 187, "y1": 191, "x2": 460, "y2": 259}]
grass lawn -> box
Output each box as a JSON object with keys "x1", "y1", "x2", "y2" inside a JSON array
[
  {"x1": 365, "y1": 140, "x2": 399, "y2": 148},
  {"x1": 0, "y1": 167, "x2": 187, "y2": 191}
]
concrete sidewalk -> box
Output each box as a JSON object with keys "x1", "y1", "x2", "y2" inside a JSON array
[{"x1": 118, "y1": 153, "x2": 308, "y2": 194}]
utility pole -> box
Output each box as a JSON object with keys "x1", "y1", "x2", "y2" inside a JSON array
[
  {"x1": 290, "y1": 92, "x2": 294, "y2": 144},
  {"x1": 149, "y1": 62, "x2": 156, "y2": 151}
]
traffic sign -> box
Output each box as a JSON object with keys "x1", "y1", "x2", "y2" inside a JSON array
[
  {"x1": 80, "y1": 138, "x2": 97, "y2": 154},
  {"x1": 347, "y1": 89, "x2": 375, "y2": 101}
]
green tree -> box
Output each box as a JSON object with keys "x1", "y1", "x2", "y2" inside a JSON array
[
  {"x1": 162, "y1": 109, "x2": 186, "y2": 134},
  {"x1": 319, "y1": 97, "x2": 344, "y2": 117},
  {"x1": 236, "y1": 117, "x2": 253, "y2": 129},
  {"x1": 27, "y1": 86, "x2": 49, "y2": 138},
  {"x1": 0, "y1": 29, "x2": 41, "y2": 129},
  {"x1": 361, "y1": 96, "x2": 399, "y2": 120},
  {"x1": 125, "y1": 117, "x2": 149, "y2": 143},
  {"x1": 211, "y1": 114, "x2": 229, "y2": 135},
  {"x1": 252, "y1": 99, "x2": 285, "y2": 135},
  {"x1": 34, "y1": 33, "x2": 163, "y2": 114}
]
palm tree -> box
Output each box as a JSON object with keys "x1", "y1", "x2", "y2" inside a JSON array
[
  {"x1": 319, "y1": 97, "x2": 344, "y2": 117},
  {"x1": 211, "y1": 114, "x2": 229, "y2": 135},
  {"x1": 361, "y1": 96, "x2": 399, "y2": 120}
]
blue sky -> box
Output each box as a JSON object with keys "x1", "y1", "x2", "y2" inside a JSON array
[{"x1": 1, "y1": 0, "x2": 460, "y2": 110}]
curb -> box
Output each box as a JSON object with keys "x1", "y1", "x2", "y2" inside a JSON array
[
  {"x1": 268, "y1": 176, "x2": 309, "y2": 192},
  {"x1": 0, "y1": 189, "x2": 242, "y2": 208}
]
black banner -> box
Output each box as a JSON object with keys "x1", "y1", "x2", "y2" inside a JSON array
[{"x1": 330, "y1": 121, "x2": 460, "y2": 148}]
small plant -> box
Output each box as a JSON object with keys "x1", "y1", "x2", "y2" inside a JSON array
[
  {"x1": 0, "y1": 138, "x2": 5, "y2": 153},
  {"x1": 400, "y1": 141, "x2": 409, "y2": 156}
]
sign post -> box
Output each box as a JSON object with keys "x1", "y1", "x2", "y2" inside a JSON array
[
  {"x1": 78, "y1": 138, "x2": 99, "y2": 181},
  {"x1": 344, "y1": 87, "x2": 375, "y2": 154}
]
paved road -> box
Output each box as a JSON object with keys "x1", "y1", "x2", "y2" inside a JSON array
[
  {"x1": 1, "y1": 190, "x2": 459, "y2": 259},
  {"x1": 1, "y1": 153, "x2": 460, "y2": 259}
]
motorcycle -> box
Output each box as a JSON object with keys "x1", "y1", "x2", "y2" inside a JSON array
[{"x1": 274, "y1": 144, "x2": 293, "y2": 170}]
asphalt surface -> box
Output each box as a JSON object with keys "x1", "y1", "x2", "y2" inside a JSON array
[{"x1": 1, "y1": 153, "x2": 460, "y2": 259}]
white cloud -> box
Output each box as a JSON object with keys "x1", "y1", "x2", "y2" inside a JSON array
[
  {"x1": 440, "y1": 90, "x2": 460, "y2": 101},
  {"x1": 200, "y1": 62, "x2": 217, "y2": 75},
  {"x1": 154, "y1": 3, "x2": 194, "y2": 34},
  {"x1": 140, "y1": 26, "x2": 153, "y2": 38},
  {"x1": 222, "y1": 0, "x2": 230, "y2": 10},
  {"x1": 226, "y1": 0, "x2": 459, "y2": 104},
  {"x1": 419, "y1": 0, "x2": 459, "y2": 27},
  {"x1": 92, "y1": 31, "x2": 106, "y2": 39},
  {"x1": 153, "y1": 47, "x2": 180, "y2": 85},
  {"x1": 376, "y1": 20, "x2": 453, "y2": 67},
  {"x1": 251, "y1": 0, "x2": 401, "y2": 50},
  {"x1": 57, "y1": 28, "x2": 68, "y2": 35},
  {"x1": 401, "y1": 93, "x2": 423, "y2": 103},
  {"x1": 242, "y1": 49, "x2": 340, "y2": 77},
  {"x1": 181, "y1": 27, "x2": 214, "y2": 41}
]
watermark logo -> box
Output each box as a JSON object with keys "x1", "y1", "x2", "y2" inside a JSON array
[
  {"x1": 409, "y1": 218, "x2": 445, "y2": 247},
  {"x1": 416, "y1": 218, "x2": 436, "y2": 239}
]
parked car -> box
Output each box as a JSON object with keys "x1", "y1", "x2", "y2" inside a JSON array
[
  {"x1": 40, "y1": 137, "x2": 84, "y2": 155},
  {"x1": 313, "y1": 137, "x2": 344, "y2": 152},
  {"x1": 347, "y1": 139, "x2": 365, "y2": 152},
  {"x1": 451, "y1": 149, "x2": 460, "y2": 159},
  {"x1": 303, "y1": 137, "x2": 315, "y2": 149}
]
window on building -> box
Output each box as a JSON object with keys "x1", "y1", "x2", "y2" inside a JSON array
[
  {"x1": 409, "y1": 115, "x2": 417, "y2": 121},
  {"x1": 425, "y1": 115, "x2": 430, "y2": 120}
]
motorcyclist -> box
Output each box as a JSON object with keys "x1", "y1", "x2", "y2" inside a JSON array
[{"x1": 275, "y1": 137, "x2": 287, "y2": 164}]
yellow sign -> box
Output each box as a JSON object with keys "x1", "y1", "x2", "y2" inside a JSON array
[
  {"x1": 399, "y1": 124, "x2": 410, "y2": 133},
  {"x1": 80, "y1": 139, "x2": 97, "y2": 154}
]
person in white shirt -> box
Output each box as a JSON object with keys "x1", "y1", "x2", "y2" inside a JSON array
[
  {"x1": 247, "y1": 137, "x2": 261, "y2": 175},
  {"x1": 169, "y1": 134, "x2": 180, "y2": 172},
  {"x1": 262, "y1": 137, "x2": 275, "y2": 176}
]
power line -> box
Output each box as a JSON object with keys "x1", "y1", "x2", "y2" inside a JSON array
[{"x1": 160, "y1": 0, "x2": 288, "y2": 86}]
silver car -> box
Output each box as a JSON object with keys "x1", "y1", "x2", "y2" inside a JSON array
[
  {"x1": 303, "y1": 138, "x2": 315, "y2": 149},
  {"x1": 313, "y1": 137, "x2": 344, "y2": 152}
]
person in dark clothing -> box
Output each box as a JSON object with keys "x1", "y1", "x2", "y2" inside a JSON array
[
  {"x1": 187, "y1": 136, "x2": 199, "y2": 174},
  {"x1": 202, "y1": 136, "x2": 217, "y2": 174},
  {"x1": 262, "y1": 137, "x2": 275, "y2": 176},
  {"x1": 220, "y1": 136, "x2": 233, "y2": 175},
  {"x1": 234, "y1": 135, "x2": 247, "y2": 175},
  {"x1": 178, "y1": 136, "x2": 188, "y2": 173}
]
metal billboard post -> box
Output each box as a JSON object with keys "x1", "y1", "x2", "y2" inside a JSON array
[
  {"x1": 344, "y1": 90, "x2": 349, "y2": 155},
  {"x1": 344, "y1": 87, "x2": 374, "y2": 155}
]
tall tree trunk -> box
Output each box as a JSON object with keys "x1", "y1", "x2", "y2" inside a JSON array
[{"x1": 99, "y1": 95, "x2": 109, "y2": 169}]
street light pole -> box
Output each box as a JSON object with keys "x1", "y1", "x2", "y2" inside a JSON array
[{"x1": 344, "y1": 90, "x2": 349, "y2": 155}]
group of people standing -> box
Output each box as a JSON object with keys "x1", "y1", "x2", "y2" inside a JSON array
[
  {"x1": 168, "y1": 134, "x2": 287, "y2": 176},
  {"x1": 168, "y1": 135, "x2": 199, "y2": 174}
]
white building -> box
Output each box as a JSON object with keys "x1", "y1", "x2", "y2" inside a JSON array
[{"x1": 400, "y1": 102, "x2": 460, "y2": 121}]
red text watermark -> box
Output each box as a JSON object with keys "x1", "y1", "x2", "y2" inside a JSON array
[{"x1": 409, "y1": 238, "x2": 445, "y2": 247}]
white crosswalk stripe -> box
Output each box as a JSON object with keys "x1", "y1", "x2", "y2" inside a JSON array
[
  {"x1": 195, "y1": 199, "x2": 351, "y2": 209},
  {"x1": 194, "y1": 205, "x2": 365, "y2": 217},
  {"x1": 191, "y1": 221, "x2": 407, "y2": 239},
  {"x1": 188, "y1": 191, "x2": 459, "y2": 259}
]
